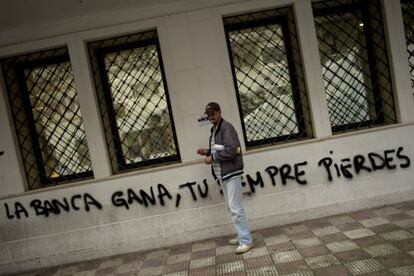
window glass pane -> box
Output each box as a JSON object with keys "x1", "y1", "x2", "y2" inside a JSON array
[
  {"x1": 25, "y1": 62, "x2": 91, "y2": 177},
  {"x1": 1, "y1": 48, "x2": 93, "y2": 189},
  {"x1": 224, "y1": 8, "x2": 312, "y2": 148},
  {"x1": 316, "y1": 12, "x2": 373, "y2": 127},
  {"x1": 229, "y1": 25, "x2": 299, "y2": 141},
  {"x1": 313, "y1": 0, "x2": 396, "y2": 132},
  {"x1": 401, "y1": 0, "x2": 414, "y2": 96},
  {"x1": 88, "y1": 31, "x2": 180, "y2": 172},
  {"x1": 104, "y1": 46, "x2": 177, "y2": 164}
]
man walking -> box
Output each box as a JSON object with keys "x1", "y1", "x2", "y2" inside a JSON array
[{"x1": 197, "y1": 102, "x2": 253, "y2": 254}]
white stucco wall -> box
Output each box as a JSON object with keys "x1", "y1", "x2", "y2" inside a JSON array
[{"x1": 0, "y1": 0, "x2": 413, "y2": 274}]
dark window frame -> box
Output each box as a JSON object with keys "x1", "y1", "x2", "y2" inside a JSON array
[
  {"x1": 401, "y1": 0, "x2": 414, "y2": 96},
  {"x1": 313, "y1": 0, "x2": 396, "y2": 132},
  {"x1": 89, "y1": 32, "x2": 181, "y2": 172},
  {"x1": 1, "y1": 48, "x2": 94, "y2": 188},
  {"x1": 224, "y1": 9, "x2": 311, "y2": 148}
]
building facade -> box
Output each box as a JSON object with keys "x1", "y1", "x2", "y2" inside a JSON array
[{"x1": 0, "y1": 0, "x2": 413, "y2": 274}]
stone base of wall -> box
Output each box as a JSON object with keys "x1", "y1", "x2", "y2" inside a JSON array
[{"x1": 2, "y1": 188, "x2": 413, "y2": 275}]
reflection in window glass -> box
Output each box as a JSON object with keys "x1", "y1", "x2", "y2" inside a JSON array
[
  {"x1": 104, "y1": 47, "x2": 175, "y2": 164},
  {"x1": 229, "y1": 25, "x2": 298, "y2": 141},
  {"x1": 401, "y1": 0, "x2": 414, "y2": 96},
  {"x1": 25, "y1": 62, "x2": 92, "y2": 178},
  {"x1": 313, "y1": 0, "x2": 396, "y2": 132},
  {"x1": 0, "y1": 48, "x2": 93, "y2": 189},
  {"x1": 88, "y1": 31, "x2": 180, "y2": 172},
  {"x1": 316, "y1": 12, "x2": 372, "y2": 127},
  {"x1": 224, "y1": 8, "x2": 312, "y2": 148}
]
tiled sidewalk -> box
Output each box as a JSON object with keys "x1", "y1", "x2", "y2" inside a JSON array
[{"x1": 15, "y1": 200, "x2": 414, "y2": 276}]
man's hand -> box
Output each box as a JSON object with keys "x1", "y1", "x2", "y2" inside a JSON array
[
  {"x1": 197, "y1": 148, "x2": 208, "y2": 156},
  {"x1": 204, "y1": 156, "x2": 213, "y2": 164}
]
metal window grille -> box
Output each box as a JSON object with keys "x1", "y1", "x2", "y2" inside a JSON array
[
  {"x1": 88, "y1": 30, "x2": 180, "y2": 173},
  {"x1": 313, "y1": 0, "x2": 396, "y2": 133},
  {"x1": 402, "y1": 0, "x2": 414, "y2": 97},
  {"x1": 1, "y1": 48, "x2": 93, "y2": 190},
  {"x1": 224, "y1": 7, "x2": 313, "y2": 148}
]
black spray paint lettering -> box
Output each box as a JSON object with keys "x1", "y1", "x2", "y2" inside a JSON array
[
  {"x1": 264, "y1": 162, "x2": 308, "y2": 187},
  {"x1": 111, "y1": 181, "x2": 208, "y2": 209},
  {"x1": 244, "y1": 172, "x2": 264, "y2": 194},
  {"x1": 0, "y1": 151, "x2": 4, "y2": 156},
  {"x1": 280, "y1": 164, "x2": 295, "y2": 184},
  {"x1": 157, "y1": 184, "x2": 173, "y2": 206},
  {"x1": 3, "y1": 145, "x2": 411, "y2": 220},
  {"x1": 318, "y1": 147, "x2": 411, "y2": 182},
  {"x1": 4, "y1": 193, "x2": 102, "y2": 219},
  {"x1": 199, "y1": 179, "x2": 209, "y2": 198},
  {"x1": 295, "y1": 162, "x2": 308, "y2": 184},
  {"x1": 353, "y1": 154, "x2": 372, "y2": 175},
  {"x1": 397, "y1": 147, "x2": 411, "y2": 168},
  {"x1": 31, "y1": 193, "x2": 102, "y2": 217},
  {"x1": 340, "y1": 158, "x2": 353, "y2": 179},
  {"x1": 178, "y1": 180, "x2": 209, "y2": 202},
  {"x1": 5, "y1": 202, "x2": 28, "y2": 219},
  {"x1": 243, "y1": 161, "x2": 308, "y2": 194},
  {"x1": 179, "y1": 182, "x2": 197, "y2": 201},
  {"x1": 175, "y1": 194, "x2": 182, "y2": 207},
  {"x1": 265, "y1": 166, "x2": 278, "y2": 186},
  {"x1": 111, "y1": 184, "x2": 173, "y2": 209}
]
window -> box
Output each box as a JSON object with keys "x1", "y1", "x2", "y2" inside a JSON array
[
  {"x1": 402, "y1": 0, "x2": 414, "y2": 97},
  {"x1": 88, "y1": 30, "x2": 180, "y2": 173},
  {"x1": 313, "y1": 0, "x2": 396, "y2": 132},
  {"x1": 1, "y1": 47, "x2": 93, "y2": 190},
  {"x1": 224, "y1": 8, "x2": 313, "y2": 148}
]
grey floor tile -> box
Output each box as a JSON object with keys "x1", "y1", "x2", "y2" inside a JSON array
[
  {"x1": 390, "y1": 264, "x2": 414, "y2": 276},
  {"x1": 312, "y1": 226, "x2": 340, "y2": 237},
  {"x1": 272, "y1": 250, "x2": 303, "y2": 264},
  {"x1": 360, "y1": 217, "x2": 389, "y2": 228},
  {"x1": 246, "y1": 266, "x2": 279, "y2": 275},
  {"x1": 305, "y1": 254, "x2": 340, "y2": 269},
  {"x1": 343, "y1": 228, "x2": 375, "y2": 239},
  {"x1": 326, "y1": 240, "x2": 359, "y2": 253},
  {"x1": 216, "y1": 260, "x2": 244, "y2": 274},
  {"x1": 363, "y1": 243, "x2": 401, "y2": 257},
  {"x1": 10, "y1": 200, "x2": 414, "y2": 276},
  {"x1": 380, "y1": 230, "x2": 414, "y2": 242},
  {"x1": 345, "y1": 259, "x2": 383, "y2": 275}
]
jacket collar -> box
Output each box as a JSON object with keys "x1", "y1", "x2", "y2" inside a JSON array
[{"x1": 210, "y1": 117, "x2": 224, "y2": 134}]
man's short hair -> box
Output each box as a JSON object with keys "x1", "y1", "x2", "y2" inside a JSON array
[{"x1": 205, "y1": 102, "x2": 221, "y2": 114}]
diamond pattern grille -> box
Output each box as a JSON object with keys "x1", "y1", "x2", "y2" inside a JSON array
[
  {"x1": 88, "y1": 30, "x2": 180, "y2": 173},
  {"x1": 402, "y1": 0, "x2": 414, "y2": 96},
  {"x1": 224, "y1": 8, "x2": 312, "y2": 148},
  {"x1": 313, "y1": 0, "x2": 396, "y2": 132},
  {"x1": 1, "y1": 48, "x2": 93, "y2": 190}
]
